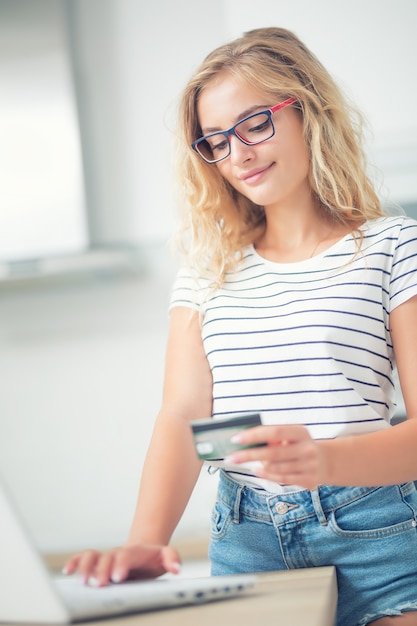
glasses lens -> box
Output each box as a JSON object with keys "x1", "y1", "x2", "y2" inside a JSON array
[
  {"x1": 194, "y1": 111, "x2": 274, "y2": 163},
  {"x1": 235, "y1": 112, "x2": 273, "y2": 145},
  {"x1": 196, "y1": 133, "x2": 229, "y2": 163}
]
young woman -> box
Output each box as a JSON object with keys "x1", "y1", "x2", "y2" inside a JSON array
[{"x1": 65, "y1": 27, "x2": 417, "y2": 625}]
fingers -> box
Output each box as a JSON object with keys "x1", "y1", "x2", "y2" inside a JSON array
[
  {"x1": 122, "y1": 545, "x2": 181, "y2": 580},
  {"x1": 62, "y1": 544, "x2": 182, "y2": 587},
  {"x1": 227, "y1": 424, "x2": 324, "y2": 489},
  {"x1": 241, "y1": 424, "x2": 308, "y2": 446},
  {"x1": 227, "y1": 424, "x2": 309, "y2": 463},
  {"x1": 257, "y1": 451, "x2": 321, "y2": 489},
  {"x1": 91, "y1": 551, "x2": 118, "y2": 586},
  {"x1": 110, "y1": 545, "x2": 162, "y2": 583},
  {"x1": 62, "y1": 550, "x2": 103, "y2": 584},
  {"x1": 160, "y1": 545, "x2": 182, "y2": 575},
  {"x1": 62, "y1": 554, "x2": 79, "y2": 576}
]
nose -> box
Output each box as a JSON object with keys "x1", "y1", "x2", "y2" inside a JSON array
[{"x1": 228, "y1": 134, "x2": 255, "y2": 164}]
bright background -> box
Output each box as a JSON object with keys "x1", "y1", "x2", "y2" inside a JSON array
[{"x1": 0, "y1": 0, "x2": 416, "y2": 553}]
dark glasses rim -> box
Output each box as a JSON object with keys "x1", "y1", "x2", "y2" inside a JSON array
[{"x1": 191, "y1": 97, "x2": 297, "y2": 164}]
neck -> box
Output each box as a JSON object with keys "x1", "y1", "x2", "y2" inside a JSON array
[{"x1": 254, "y1": 202, "x2": 348, "y2": 263}]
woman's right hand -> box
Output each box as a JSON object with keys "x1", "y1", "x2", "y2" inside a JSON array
[{"x1": 62, "y1": 544, "x2": 182, "y2": 587}]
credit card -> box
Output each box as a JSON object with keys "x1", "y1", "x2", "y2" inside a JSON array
[{"x1": 190, "y1": 412, "x2": 264, "y2": 460}]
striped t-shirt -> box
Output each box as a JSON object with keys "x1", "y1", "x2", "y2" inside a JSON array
[{"x1": 170, "y1": 216, "x2": 417, "y2": 492}]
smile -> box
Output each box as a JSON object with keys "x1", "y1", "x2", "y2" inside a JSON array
[{"x1": 240, "y1": 163, "x2": 274, "y2": 185}]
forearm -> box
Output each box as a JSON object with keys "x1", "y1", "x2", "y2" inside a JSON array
[
  {"x1": 321, "y1": 418, "x2": 417, "y2": 487},
  {"x1": 126, "y1": 411, "x2": 203, "y2": 547}
]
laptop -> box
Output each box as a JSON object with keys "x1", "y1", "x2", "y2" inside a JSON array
[{"x1": 0, "y1": 479, "x2": 257, "y2": 623}]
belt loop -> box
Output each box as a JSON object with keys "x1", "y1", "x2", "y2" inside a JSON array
[
  {"x1": 233, "y1": 484, "x2": 244, "y2": 524},
  {"x1": 310, "y1": 487, "x2": 328, "y2": 525}
]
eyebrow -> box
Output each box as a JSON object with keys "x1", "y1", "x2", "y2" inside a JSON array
[{"x1": 201, "y1": 104, "x2": 271, "y2": 134}]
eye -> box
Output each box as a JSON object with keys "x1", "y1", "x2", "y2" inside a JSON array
[
  {"x1": 210, "y1": 136, "x2": 229, "y2": 155},
  {"x1": 236, "y1": 113, "x2": 272, "y2": 143},
  {"x1": 250, "y1": 119, "x2": 270, "y2": 134}
]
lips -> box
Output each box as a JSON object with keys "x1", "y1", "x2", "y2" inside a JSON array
[{"x1": 240, "y1": 163, "x2": 274, "y2": 184}]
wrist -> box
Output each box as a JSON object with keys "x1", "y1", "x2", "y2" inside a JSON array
[
  {"x1": 126, "y1": 526, "x2": 172, "y2": 548},
  {"x1": 318, "y1": 438, "x2": 339, "y2": 486}
]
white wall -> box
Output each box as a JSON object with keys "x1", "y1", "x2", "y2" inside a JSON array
[
  {"x1": 225, "y1": 0, "x2": 417, "y2": 205},
  {"x1": 0, "y1": 0, "x2": 416, "y2": 554},
  {"x1": 67, "y1": 0, "x2": 230, "y2": 246},
  {"x1": 71, "y1": 0, "x2": 417, "y2": 247}
]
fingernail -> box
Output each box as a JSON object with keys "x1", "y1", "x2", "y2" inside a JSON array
[
  {"x1": 171, "y1": 562, "x2": 181, "y2": 574},
  {"x1": 111, "y1": 572, "x2": 123, "y2": 583},
  {"x1": 61, "y1": 566, "x2": 69, "y2": 575},
  {"x1": 88, "y1": 576, "x2": 100, "y2": 587},
  {"x1": 230, "y1": 434, "x2": 243, "y2": 443}
]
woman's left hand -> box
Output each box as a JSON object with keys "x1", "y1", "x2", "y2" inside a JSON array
[{"x1": 227, "y1": 424, "x2": 327, "y2": 490}]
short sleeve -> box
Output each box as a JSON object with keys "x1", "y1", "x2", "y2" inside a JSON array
[
  {"x1": 389, "y1": 216, "x2": 417, "y2": 311},
  {"x1": 169, "y1": 266, "x2": 203, "y2": 312}
]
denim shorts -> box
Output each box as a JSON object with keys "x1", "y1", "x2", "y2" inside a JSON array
[{"x1": 209, "y1": 471, "x2": 417, "y2": 626}]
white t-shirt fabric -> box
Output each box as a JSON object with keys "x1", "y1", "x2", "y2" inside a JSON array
[{"x1": 169, "y1": 216, "x2": 417, "y2": 492}]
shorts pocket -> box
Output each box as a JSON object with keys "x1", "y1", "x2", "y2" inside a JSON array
[
  {"x1": 329, "y1": 485, "x2": 417, "y2": 539},
  {"x1": 210, "y1": 499, "x2": 233, "y2": 541},
  {"x1": 400, "y1": 481, "x2": 417, "y2": 516}
]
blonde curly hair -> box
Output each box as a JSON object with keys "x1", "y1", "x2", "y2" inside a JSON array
[{"x1": 174, "y1": 27, "x2": 384, "y2": 286}]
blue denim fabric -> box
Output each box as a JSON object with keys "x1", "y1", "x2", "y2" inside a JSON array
[{"x1": 209, "y1": 471, "x2": 417, "y2": 626}]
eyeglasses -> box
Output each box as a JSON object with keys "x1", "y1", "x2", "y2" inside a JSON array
[{"x1": 192, "y1": 97, "x2": 297, "y2": 164}]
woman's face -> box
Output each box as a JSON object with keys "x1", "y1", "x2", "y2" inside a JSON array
[{"x1": 196, "y1": 72, "x2": 312, "y2": 211}]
